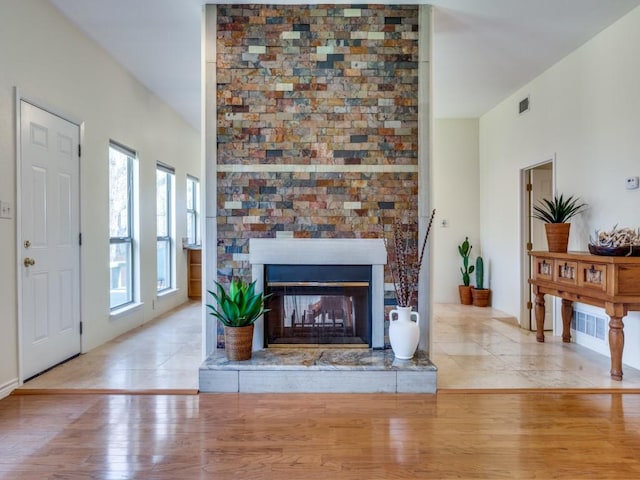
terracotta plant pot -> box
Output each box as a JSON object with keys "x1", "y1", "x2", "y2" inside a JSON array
[
  {"x1": 224, "y1": 324, "x2": 254, "y2": 361},
  {"x1": 471, "y1": 288, "x2": 491, "y2": 307},
  {"x1": 458, "y1": 285, "x2": 473, "y2": 305},
  {"x1": 545, "y1": 223, "x2": 571, "y2": 253}
]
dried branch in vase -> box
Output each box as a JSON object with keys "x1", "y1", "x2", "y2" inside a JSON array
[{"x1": 384, "y1": 209, "x2": 436, "y2": 308}]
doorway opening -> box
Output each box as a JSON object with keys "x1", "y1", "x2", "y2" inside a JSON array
[{"x1": 520, "y1": 159, "x2": 555, "y2": 332}]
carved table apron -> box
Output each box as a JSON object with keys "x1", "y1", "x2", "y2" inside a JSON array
[{"x1": 529, "y1": 251, "x2": 640, "y2": 380}]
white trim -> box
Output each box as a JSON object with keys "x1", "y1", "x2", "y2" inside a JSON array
[
  {"x1": 519, "y1": 155, "x2": 556, "y2": 331},
  {"x1": 0, "y1": 379, "x2": 19, "y2": 399},
  {"x1": 249, "y1": 238, "x2": 387, "y2": 266},
  {"x1": 109, "y1": 302, "x2": 144, "y2": 321}
]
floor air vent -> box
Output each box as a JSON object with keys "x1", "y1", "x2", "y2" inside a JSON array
[{"x1": 572, "y1": 310, "x2": 606, "y2": 340}]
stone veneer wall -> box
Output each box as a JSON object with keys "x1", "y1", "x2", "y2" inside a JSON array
[{"x1": 215, "y1": 4, "x2": 420, "y2": 281}]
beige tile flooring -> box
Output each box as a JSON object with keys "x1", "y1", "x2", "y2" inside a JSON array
[
  {"x1": 433, "y1": 303, "x2": 640, "y2": 389},
  {"x1": 18, "y1": 300, "x2": 640, "y2": 392},
  {"x1": 19, "y1": 300, "x2": 202, "y2": 392}
]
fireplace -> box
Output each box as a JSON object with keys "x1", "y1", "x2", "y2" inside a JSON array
[
  {"x1": 265, "y1": 265, "x2": 371, "y2": 347},
  {"x1": 249, "y1": 238, "x2": 387, "y2": 350}
]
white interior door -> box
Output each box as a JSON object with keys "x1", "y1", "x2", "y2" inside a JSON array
[
  {"x1": 20, "y1": 100, "x2": 81, "y2": 380},
  {"x1": 529, "y1": 165, "x2": 554, "y2": 331}
]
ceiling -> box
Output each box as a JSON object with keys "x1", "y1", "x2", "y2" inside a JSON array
[{"x1": 49, "y1": 0, "x2": 640, "y2": 130}]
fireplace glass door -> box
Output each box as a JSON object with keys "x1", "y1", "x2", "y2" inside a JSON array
[{"x1": 264, "y1": 265, "x2": 371, "y2": 347}]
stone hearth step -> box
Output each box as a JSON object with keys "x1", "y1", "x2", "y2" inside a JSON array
[{"x1": 199, "y1": 348, "x2": 437, "y2": 393}]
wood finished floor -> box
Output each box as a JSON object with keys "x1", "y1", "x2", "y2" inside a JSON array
[
  {"x1": 17, "y1": 301, "x2": 640, "y2": 392},
  {"x1": 2, "y1": 392, "x2": 640, "y2": 479}
]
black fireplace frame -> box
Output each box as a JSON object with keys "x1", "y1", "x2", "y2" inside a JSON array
[{"x1": 263, "y1": 264, "x2": 373, "y2": 347}]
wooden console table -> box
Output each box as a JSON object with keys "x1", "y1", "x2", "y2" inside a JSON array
[{"x1": 529, "y1": 251, "x2": 640, "y2": 380}]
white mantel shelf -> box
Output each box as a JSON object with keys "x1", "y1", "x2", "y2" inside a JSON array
[{"x1": 249, "y1": 238, "x2": 387, "y2": 265}]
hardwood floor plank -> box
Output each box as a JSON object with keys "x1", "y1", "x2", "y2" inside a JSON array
[{"x1": 2, "y1": 392, "x2": 640, "y2": 479}]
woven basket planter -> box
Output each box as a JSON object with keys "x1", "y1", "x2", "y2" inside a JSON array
[
  {"x1": 224, "y1": 324, "x2": 254, "y2": 361},
  {"x1": 545, "y1": 223, "x2": 571, "y2": 253}
]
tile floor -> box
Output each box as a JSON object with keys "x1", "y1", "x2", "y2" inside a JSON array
[
  {"x1": 18, "y1": 301, "x2": 640, "y2": 392},
  {"x1": 18, "y1": 300, "x2": 202, "y2": 391},
  {"x1": 433, "y1": 303, "x2": 640, "y2": 389}
]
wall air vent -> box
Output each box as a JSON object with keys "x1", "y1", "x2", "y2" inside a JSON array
[
  {"x1": 572, "y1": 310, "x2": 606, "y2": 341},
  {"x1": 519, "y1": 96, "x2": 530, "y2": 114}
]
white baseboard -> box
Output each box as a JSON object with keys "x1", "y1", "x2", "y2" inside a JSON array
[{"x1": 0, "y1": 379, "x2": 19, "y2": 400}]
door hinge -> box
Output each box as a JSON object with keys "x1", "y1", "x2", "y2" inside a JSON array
[
  {"x1": 79, "y1": 233, "x2": 82, "y2": 246},
  {"x1": 78, "y1": 144, "x2": 81, "y2": 157},
  {"x1": 526, "y1": 183, "x2": 532, "y2": 192},
  {"x1": 79, "y1": 321, "x2": 83, "y2": 335},
  {"x1": 526, "y1": 242, "x2": 533, "y2": 251},
  {"x1": 527, "y1": 301, "x2": 533, "y2": 310}
]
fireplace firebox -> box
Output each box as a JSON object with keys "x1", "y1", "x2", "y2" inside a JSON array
[{"x1": 264, "y1": 265, "x2": 371, "y2": 347}]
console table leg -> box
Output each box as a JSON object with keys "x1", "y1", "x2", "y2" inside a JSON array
[
  {"x1": 561, "y1": 299, "x2": 573, "y2": 343},
  {"x1": 534, "y1": 291, "x2": 545, "y2": 343},
  {"x1": 609, "y1": 316, "x2": 624, "y2": 381}
]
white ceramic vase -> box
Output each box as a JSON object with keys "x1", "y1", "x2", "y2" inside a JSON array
[{"x1": 388, "y1": 306, "x2": 420, "y2": 359}]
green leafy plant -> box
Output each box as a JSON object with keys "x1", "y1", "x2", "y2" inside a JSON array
[
  {"x1": 207, "y1": 278, "x2": 270, "y2": 327},
  {"x1": 475, "y1": 256, "x2": 484, "y2": 290},
  {"x1": 458, "y1": 237, "x2": 474, "y2": 286},
  {"x1": 532, "y1": 194, "x2": 587, "y2": 223}
]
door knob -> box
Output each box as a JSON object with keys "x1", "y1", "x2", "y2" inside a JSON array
[{"x1": 23, "y1": 257, "x2": 35, "y2": 267}]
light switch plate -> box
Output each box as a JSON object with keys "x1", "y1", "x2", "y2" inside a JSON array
[
  {"x1": 626, "y1": 176, "x2": 639, "y2": 190},
  {"x1": 0, "y1": 201, "x2": 12, "y2": 219}
]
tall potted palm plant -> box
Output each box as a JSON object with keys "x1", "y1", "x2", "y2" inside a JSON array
[
  {"x1": 207, "y1": 278, "x2": 270, "y2": 360},
  {"x1": 532, "y1": 194, "x2": 587, "y2": 253}
]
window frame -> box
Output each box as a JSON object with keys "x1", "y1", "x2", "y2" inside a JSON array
[
  {"x1": 156, "y1": 163, "x2": 175, "y2": 293},
  {"x1": 109, "y1": 142, "x2": 136, "y2": 310},
  {"x1": 186, "y1": 175, "x2": 200, "y2": 246}
]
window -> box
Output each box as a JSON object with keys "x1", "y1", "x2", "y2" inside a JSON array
[
  {"x1": 186, "y1": 175, "x2": 200, "y2": 246},
  {"x1": 157, "y1": 163, "x2": 175, "y2": 293},
  {"x1": 109, "y1": 143, "x2": 136, "y2": 310}
]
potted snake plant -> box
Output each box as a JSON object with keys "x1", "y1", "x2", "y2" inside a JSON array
[
  {"x1": 532, "y1": 194, "x2": 587, "y2": 253},
  {"x1": 207, "y1": 278, "x2": 270, "y2": 360}
]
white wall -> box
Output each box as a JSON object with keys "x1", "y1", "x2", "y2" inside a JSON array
[
  {"x1": 479, "y1": 5, "x2": 640, "y2": 368},
  {"x1": 0, "y1": 0, "x2": 200, "y2": 392},
  {"x1": 432, "y1": 119, "x2": 480, "y2": 303}
]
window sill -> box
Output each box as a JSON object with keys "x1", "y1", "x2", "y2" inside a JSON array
[
  {"x1": 157, "y1": 288, "x2": 180, "y2": 299},
  {"x1": 110, "y1": 302, "x2": 144, "y2": 321}
]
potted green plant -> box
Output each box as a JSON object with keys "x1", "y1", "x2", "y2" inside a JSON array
[
  {"x1": 471, "y1": 256, "x2": 490, "y2": 307},
  {"x1": 458, "y1": 237, "x2": 474, "y2": 305},
  {"x1": 532, "y1": 194, "x2": 587, "y2": 253},
  {"x1": 207, "y1": 278, "x2": 270, "y2": 361}
]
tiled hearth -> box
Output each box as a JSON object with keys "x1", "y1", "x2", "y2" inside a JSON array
[{"x1": 199, "y1": 349, "x2": 437, "y2": 393}]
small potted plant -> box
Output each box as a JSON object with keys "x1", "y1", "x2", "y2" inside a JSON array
[
  {"x1": 532, "y1": 194, "x2": 587, "y2": 253},
  {"x1": 471, "y1": 256, "x2": 491, "y2": 307},
  {"x1": 458, "y1": 237, "x2": 474, "y2": 305},
  {"x1": 207, "y1": 278, "x2": 270, "y2": 361}
]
